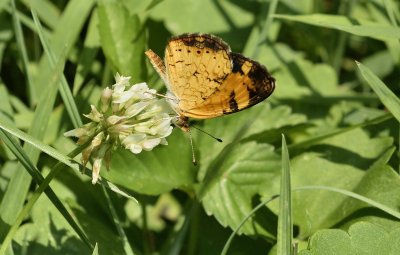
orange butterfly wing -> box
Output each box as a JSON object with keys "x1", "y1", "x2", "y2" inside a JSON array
[{"x1": 145, "y1": 33, "x2": 275, "y2": 120}]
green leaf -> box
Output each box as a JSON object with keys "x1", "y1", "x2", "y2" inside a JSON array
[
  {"x1": 274, "y1": 14, "x2": 400, "y2": 40},
  {"x1": 195, "y1": 103, "x2": 305, "y2": 180},
  {"x1": 333, "y1": 161, "x2": 400, "y2": 231},
  {"x1": 356, "y1": 61, "x2": 400, "y2": 123},
  {"x1": 201, "y1": 141, "x2": 280, "y2": 237},
  {"x1": 263, "y1": 128, "x2": 394, "y2": 238},
  {"x1": 102, "y1": 131, "x2": 195, "y2": 195},
  {"x1": 299, "y1": 222, "x2": 400, "y2": 255},
  {"x1": 97, "y1": 2, "x2": 147, "y2": 82},
  {"x1": 148, "y1": 0, "x2": 254, "y2": 36}
]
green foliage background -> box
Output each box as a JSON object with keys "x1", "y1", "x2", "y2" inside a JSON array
[{"x1": 0, "y1": 0, "x2": 400, "y2": 254}]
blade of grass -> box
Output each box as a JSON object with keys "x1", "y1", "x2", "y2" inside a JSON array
[
  {"x1": 243, "y1": 0, "x2": 279, "y2": 57},
  {"x1": 21, "y1": 0, "x2": 60, "y2": 30},
  {"x1": 252, "y1": 0, "x2": 279, "y2": 59},
  {"x1": 285, "y1": 113, "x2": 392, "y2": 154},
  {"x1": 383, "y1": 0, "x2": 399, "y2": 27},
  {"x1": 72, "y1": 11, "x2": 100, "y2": 95},
  {"x1": 92, "y1": 243, "x2": 99, "y2": 255},
  {"x1": 141, "y1": 200, "x2": 151, "y2": 255},
  {"x1": 0, "y1": 31, "x2": 66, "y2": 240},
  {"x1": 162, "y1": 201, "x2": 196, "y2": 255},
  {"x1": 356, "y1": 61, "x2": 400, "y2": 123},
  {"x1": 293, "y1": 186, "x2": 400, "y2": 220},
  {"x1": 3, "y1": 4, "x2": 51, "y2": 38},
  {"x1": 277, "y1": 135, "x2": 293, "y2": 255},
  {"x1": 102, "y1": 186, "x2": 137, "y2": 255},
  {"x1": 32, "y1": 0, "x2": 95, "y2": 104},
  {"x1": 274, "y1": 14, "x2": 400, "y2": 40},
  {"x1": 11, "y1": 0, "x2": 35, "y2": 107},
  {"x1": 0, "y1": 130, "x2": 94, "y2": 254},
  {"x1": 31, "y1": 10, "x2": 83, "y2": 128},
  {"x1": 331, "y1": 0, "x2": 354, "y2": 74},
  {"x1": 356, "y1": 61, "x2": 400, "y2": 173}
]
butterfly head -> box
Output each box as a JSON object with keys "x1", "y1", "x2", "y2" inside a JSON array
[{"x1": 174, "y1": 115, "x2": 190, "y2": 132}]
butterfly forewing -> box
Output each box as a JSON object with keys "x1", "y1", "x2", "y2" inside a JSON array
[{"x1": 165, "y1": 34, "x2": 232, "y2": 111}]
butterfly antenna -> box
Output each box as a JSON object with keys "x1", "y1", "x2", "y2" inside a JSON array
[
  {"x1": 192, "y1": 125, "x2": 223, "y2": 142},
  {"x1": 188, "y1": 129, "x2": 197, "y2": 165}
]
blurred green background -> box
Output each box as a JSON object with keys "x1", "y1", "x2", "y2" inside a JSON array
[{"x1": 0, "y1": 0, "x2": 400, "y2": 254}]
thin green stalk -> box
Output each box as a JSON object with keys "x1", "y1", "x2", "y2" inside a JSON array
[
  {"x1": 293, "y1": 186, "x2": 400, "y2": 219},
  {"x1": 187, "y1": 202, "x2": 199, "y2": 255},
  {"x1": 331, "y1": 0, "x2": 353, "y2": 74},
  {"x1": 162, "y1": 200, "x2": 195, "y2": 255},
  {"x1": 285, "y1": 113, "x2": 392, "y2": 153},
  {"x1": 221, "y1": 196, "x2": 278, "y2": 255},
  {"x1": 383, "y1": 0, "x2": 399, "y2": 27},
  {"x1": 251, "y1": 0, "x2": 279, "y2": 59},
  {"x1": 102, "y1": 186, "x2": 136, "y2": 255},
  {"x1": 10, "y1": 0, "x2": 35, "y2": 107},
  {"x1": 141, "y1": 201, "x2": 151, "y2": 255}
]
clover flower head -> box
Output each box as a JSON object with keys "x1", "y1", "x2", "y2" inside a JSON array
[{"x1": 65, "y1": 73, "x2": 174, "y2": 184}]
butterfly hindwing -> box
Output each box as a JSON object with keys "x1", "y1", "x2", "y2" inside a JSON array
[{"x1": 182, "y1": 52, "x2": 275, "y2": 118}]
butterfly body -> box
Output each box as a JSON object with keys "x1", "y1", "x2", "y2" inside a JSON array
[{"x1": 145, "y1": 33, "x2": 275, "y2": 131}]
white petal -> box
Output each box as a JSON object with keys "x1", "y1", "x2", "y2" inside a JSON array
[
  {"x1": 129, "y1": 144, "x2": 143, "y2": 154},
  {"x1": 92, "y1": 158, "x2": 103, "y2": 184},
  {"x1": 125, "y1": 101, "x2": 150, "y2": 117},
  {"x1": 123, "y1": 133, "x2": 147, "y2": 144},
  {"x1": 84, "y1": 105, "x2": 103, "y2": 122},
  {"x1": 64, "y1": 128, "x2": 87, "y2": 137},
  {"x1": 142, "y1": 138, "x2": 161, "y2": 150},
  {"x1": 107, "y1": 115, "x2": 126, "y2": 125}
]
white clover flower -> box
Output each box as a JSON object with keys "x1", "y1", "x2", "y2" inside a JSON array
[{"x1": 65, "y1": 73, "x2": 174, "y2": 184}]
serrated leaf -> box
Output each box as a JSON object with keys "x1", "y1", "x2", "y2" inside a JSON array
[
  {"x1": 334, "y1": 162, "x2": 400, "y2": 231},
  {"x1": 261, "y1": 128, "x2": 394, "y2": 238},
  {"x1": 201, "y1": 142, "x2": 280, "y2": 237},
  {"x1": 299, "y1": 222, "x2": 400, "y2": 255},
  {"x1": 195, "y1": 104, "x2": 305, "y2": 180},
  {"x1": 97, "y1": 2, "x2": 146, "y2": 82}
]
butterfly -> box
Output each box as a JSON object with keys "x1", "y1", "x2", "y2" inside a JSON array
[{"x1": 145, "y1": 33, "x2": 275, "y2": 131}]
